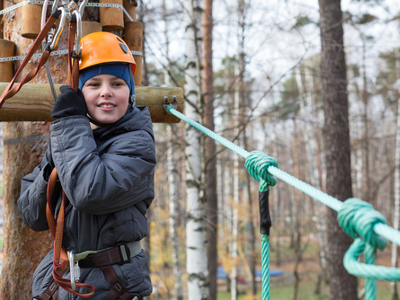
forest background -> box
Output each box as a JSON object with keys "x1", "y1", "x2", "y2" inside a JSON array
[
  {"x1": 138, "y1": 0, "x2": 400, "y2": 299},
  {"x1": 0, "y1": 0, "x2": 399, "y2": 300}
]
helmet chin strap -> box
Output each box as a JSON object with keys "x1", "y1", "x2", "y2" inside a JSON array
[{"x1": 130, "y1": 95, "x2": 136, "y2": 108}]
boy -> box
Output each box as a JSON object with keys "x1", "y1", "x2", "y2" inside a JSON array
[{"x1": 18, "y1": 32, "x2": 155, "y2": 300}]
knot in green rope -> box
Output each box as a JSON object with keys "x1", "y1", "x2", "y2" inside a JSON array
[
  {"x1": 338, "y1": 198, "x2": 387, "y2": 250},
  {"x1": 245, "y1": 151, "x2": 278, "y2": 192}
]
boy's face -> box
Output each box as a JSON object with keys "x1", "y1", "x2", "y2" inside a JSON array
[{"x1": 82, "y1": 74, "x2": 130, "y2": 124}]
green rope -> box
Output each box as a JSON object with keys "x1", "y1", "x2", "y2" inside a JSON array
[
  {"x1": 245, "y1": 151, "x2": 278, "y2": 191},
  {"x1": 166, "y1": 106, "x2": 400, "y2": 299},
  {"x1": 365, "y1": 243, "x2": 376, "y2": 300},
  {"x1": 261, "y1": 234, "x2": 270, "y2": 299}
]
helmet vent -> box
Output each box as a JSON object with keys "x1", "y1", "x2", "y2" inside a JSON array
[{"x1": 119, "y1": 43, "x2": 128, "y2": 54}]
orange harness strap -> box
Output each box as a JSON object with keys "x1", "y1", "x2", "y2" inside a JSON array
[
  {"x1": 43, "y1": 16, "x2": 94, "y2": 300},
  {"x1": 46, "y1": 169, "x2": 95, "y2": 298},
  {"x1": 0, "y1": 10, "x2": 62, "y2": 107},
  {"x1": 67, "y1": 15, "x2": 80, "y2": 91}
]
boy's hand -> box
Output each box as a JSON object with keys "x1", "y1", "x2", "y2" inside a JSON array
[{"x1": 50, "y1": 85, "x2": 88, "y2": 119}]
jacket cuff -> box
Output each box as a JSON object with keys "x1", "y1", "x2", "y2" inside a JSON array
[{"x1": 50, "y1": 115, "x2": 91, "y2": 131}]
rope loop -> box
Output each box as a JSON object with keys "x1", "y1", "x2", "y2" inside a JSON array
[
  {"x1": 338, "y1": 198, "x2": 387, "y2": 250},
  {"x1": 344, "y1": 238, "x2": 400, "y2": 281},
  {"x1": 245, "y1": 151, "x2": 278, "y2": 191}
]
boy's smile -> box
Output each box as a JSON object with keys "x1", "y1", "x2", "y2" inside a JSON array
[{"x1": 82, "y1": 74, "x2": 130, "y2": 124}]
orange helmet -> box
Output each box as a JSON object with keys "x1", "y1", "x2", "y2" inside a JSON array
[{"x1": 79, "y1": 32, "x2": 136, "y2": 76}]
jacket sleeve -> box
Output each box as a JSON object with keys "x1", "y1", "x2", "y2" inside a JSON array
[
  {"x1": 17, "y1": 146, "x2": 53, "y2": 231},
  {"x1": 50, "y1": 115, "x2": 156, "y2": 215}
]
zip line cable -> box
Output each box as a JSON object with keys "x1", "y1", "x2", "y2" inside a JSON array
[{"x1": 165, "y1": 104, "x2": 400, "y2": 300}]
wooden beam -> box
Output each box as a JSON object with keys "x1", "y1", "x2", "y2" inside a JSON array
[{"x1": 0, "y1": 83, "x2": 184, "y2": 123}]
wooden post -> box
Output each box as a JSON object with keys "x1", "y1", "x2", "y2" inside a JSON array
[
  {"x1": 1, "y1": 122, "x2": 53, "y2": 299},
  {"x1": 123, "y1": 0, "x2": 137, "y2": 22},
  {"x1": 82, "y1": 21, "x2": 102, "y2": 37},
  {"x1": 21, "y1": 3, "x2": 42, "y2": 39},
  {"x1": 0, "y1": 40, "x2": 15, "y2": 82},
  {"x1": 0, "y1": 0, "x2": 3, "y2": 39},
  {"x1": 0, "y1": 83, "x2": 184, "y2": 123},
  {"x1": 100, "y1": 0, "x2": 124, "y2": 31},
  {"x1": 124, "y1": 22, "x2": 143, "y2": 86},
  {"x1": 0, "y1": 9, "x2": 70, "y2": 299},
  {"x1": 123, "y1": 0, "x2": 143, "y2": 86}
]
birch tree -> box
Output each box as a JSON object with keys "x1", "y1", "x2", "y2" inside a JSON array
[
  {"x1": 183, "y1": 0, "x2": 209, "y2": 299},
  {"x1": 295, "y1": 65, "x2": 328, "y2": 289},
  {"x1": 391, "y1": 48, "x2": 400, "y2": 300},
  {"x1": 163, "y1": 1, "x2": 184, "y2": 299}
]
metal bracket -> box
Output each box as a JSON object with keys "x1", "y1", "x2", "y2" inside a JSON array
[
  {"x1": 3, "y1": 134, "x2": 50, "y2": 146},
  {"x1": 163, "y1": 96, "x2": 178, "y2": 114}
]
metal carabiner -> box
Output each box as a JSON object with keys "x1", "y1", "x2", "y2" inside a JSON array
[
  {"x1": 64, "y1": 0, "x2": 79, "y2": 20},
  {"x1": 52, "y1": 0, "x2": 60, "y2": 14},
  {"x1": 78, "y1": 0, "x2": 89, "y2": 17},
  {"x1": 68, "y1": 250, "x2": 76, "y2": 291},
  {"x1": 72, "y1": 10, "x2": 82, "y2": 55},
  {"x1": 41, "y1": 0, "x2": 50, "y2": 29},
  {"x1": 49, "y1": 8, "x2": 66, "y2": 51}
]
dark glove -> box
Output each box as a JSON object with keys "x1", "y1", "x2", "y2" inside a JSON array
[{"x1": 50, "y1": 85, "x2": 88, "y2": 119}]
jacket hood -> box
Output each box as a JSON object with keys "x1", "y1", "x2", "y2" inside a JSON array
[{"x1": 93, "y1": 106, "x2": 154, "y2": 141}]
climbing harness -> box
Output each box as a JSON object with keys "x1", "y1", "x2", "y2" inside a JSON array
[
  {"x1": 0, "y1": 0, "x2": 96, "y2": 298},
  {"x1": 0, "y1": 0, "x2": 144, "y2": 298},
  {"x1": 0, "y1": 0, "x2": 85, "y2": 105},
  {"x1": 163, "y1": 101, "x2": 400, "y2": 300}
]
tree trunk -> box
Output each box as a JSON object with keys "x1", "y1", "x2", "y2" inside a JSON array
[
  {"x1": 201, "y1": 1, "x2": 218, "y2": 299},
  {"x1": 390, "y1": 54, "x2": 400, "y2": 299},
  {"x1": 318, "y1": 0, "x2": 358, "y2": 299},
  {"x1": 1, "y1": 122, "x2": 53, "y2": 300},
  {"x1": 184, "y1": 0, "x2": 209, "y2": 299},
  {"x1": 361, "y1": 39, "x2": 370, "y2": 203},
  {"x1": 295, "y1": 66, "x2": 328, "y2": 287},
  {"x1": 244, "y1": 133, "x2": 257, "y2": 296},
  {"x1": 138, "y1": 0, "x2": 149, "y2": 87},
  {"x1": 230, "y1": 65, "x2": 240, "y2": 298},
  {"x1": 163, "y1": 2, "x2": 184, "y2": 299},
  {"x1": 0, "y1": 6, "x2": 70, "y2": 298},
  {"x1": 230, "y1": 152, "x2": 239, "y2": 300},
  {"x1": 292, "y1": 125, "x2": 302, "y2": 300},
  {"x1": 167, "y1": 125, "x2": 184, "y2": 300}
]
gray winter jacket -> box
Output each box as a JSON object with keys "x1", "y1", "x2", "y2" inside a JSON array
[{"x1": 18, "y1": 106, "x2": 156, "y2": 299}]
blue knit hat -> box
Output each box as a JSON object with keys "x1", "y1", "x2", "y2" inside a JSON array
[{"x1": 79, "y1": 63, "x2": 135, "y2": 96}]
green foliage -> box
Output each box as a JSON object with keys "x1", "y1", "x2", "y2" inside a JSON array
[
  {"x1": 292, "y1": 15, "x2": 312, "y2": 29},
  {"x1": 275, "y1": 76, "x2": 300, "y2": 120},
  {"x1": 356, "y1": 13, "x2": 377, "y2": 24},
  {"x1": 376, "y1": 47, "x2": 400, "y2": 107},
  {"x1": 145, "y1": 61, "x2": 185, "y2": 89},
  {"x1": 351, "y1": 0, "x2": 384, "y2": 3}
]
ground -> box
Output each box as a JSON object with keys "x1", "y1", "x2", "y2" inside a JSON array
[{"x1": 216, "y1": 238, "x2": 398, "y2": 300}]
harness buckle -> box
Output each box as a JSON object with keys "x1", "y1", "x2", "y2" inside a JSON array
[{"x1": 118, "y1": 244, "x2": 131, "y2": 265}]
